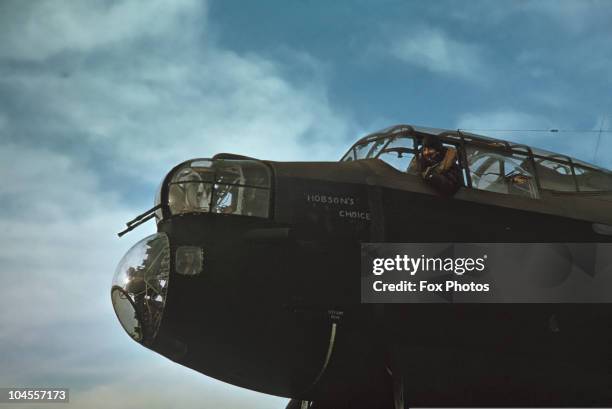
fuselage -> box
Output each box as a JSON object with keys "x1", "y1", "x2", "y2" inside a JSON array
[{"x1": 112, "y1": 125, "x2": 612, "y2": 407}]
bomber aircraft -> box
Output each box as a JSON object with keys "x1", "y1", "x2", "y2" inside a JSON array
[{"x1": 112, "y1": 124, "x2": 612, "y2": 408}]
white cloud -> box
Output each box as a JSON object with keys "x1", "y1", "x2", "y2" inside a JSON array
[
  {"x1": 0, "y1": 1, "x2": 352, "y2": 408},
  {"x1": 527, "y1": 90, "x2": 568, "y2": 109},
  {"x1": 521, "y1": 0, "x2": 612, "y2": 34},
  {"x1": 443, "y1": 0, "x2": 612, "y2": 34},
  {"x1": 0, "y1": 140, "x2": 139, "y2": 381},
  {"x1": 1, "y1": 10, "x2": 350, "y2": 185},
  {"x1": 0, "y1": 0, "x2": 203, "y2": 61},
  {"x1": 388, "y1": 27, "x2": 487, "y2": 82},
  {"x1": 5, "y1": 52, "x2": 349, "y2": 182},
  {"x1": 0, "y1": 141, "x2": 138, "y2": 340}
]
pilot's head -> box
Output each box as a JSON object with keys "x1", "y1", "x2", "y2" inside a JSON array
[{"x1": 421, "y1": 135, "x2": 444, "y2": 162}]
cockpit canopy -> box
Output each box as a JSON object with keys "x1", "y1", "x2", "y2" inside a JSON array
[
  {"x1": 155, "y1": 158, "x2": 272, "y2": 221},
  {"x1": 341, "y1": 124, "x2": 612, "y2": 196}
]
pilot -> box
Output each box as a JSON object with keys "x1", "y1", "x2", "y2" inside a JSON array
[{"x1": 418, "y1": 135, "x2": 462, "y2": 196}]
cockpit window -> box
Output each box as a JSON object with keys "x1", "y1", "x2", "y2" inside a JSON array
[
  {"x1": 341, "y1": 126, "x2": 612, "y2": 196},
  {"x1": 353, "y1": 141, "x2": 373, "y2": 159},
  {"x1": 469, "y1": 154, "x2": 503, "y2": 193},
  {"x1": 165, "y1": 159, "x2": 271, "y2": 218},
  {"x1": 343, "y1": 148, "x2": 356, "y2": 162},
  {"x1": 350, "y1": 138, "x2": 388, "y2": 160},
  {"x1": 535, "y1": 159, "x2": 577, "y2": 192},
  {"x1": 574, "y1": 166, "x2": 612, "y2": 192},
  {"x1": 467, "y1": 147, "x2": 539, "y2": 199},
  {"x1": 343, "y1": 135, "x2": 417, "y2": 173},
  {"x1": 376, "y1": 136, "x2": 417, "y2": 173}
]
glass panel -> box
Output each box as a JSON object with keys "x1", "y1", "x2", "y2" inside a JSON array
[
  {"x1": 172, "y1": 160, "x2": 215, "y2": 183},
  {"x1": 461, "y1": 133, "x2": 506, "y2": 147},
  {"x1": 470, "y1": 154, "x2": 504, "y2": 192},
  {"x1": 214, "y1": 159, "x2": 270, "y2": 187},
  {"x1": 535, "y1": 159, "x2": 576, "y2": 192},
  {"x1": 377, "y1": 150, "x2": 415, "y2": 172},
  {"x1": 572, "y1": 158, "x2": 610, "y2": 173},
  {"x1": 412, "y1": 125, "x2": 446, "y2": 135},
  {"x1": 364, "y1": 137, "x2": 389, "y2": 159},
  {"x1": 467, "y1": 147, "x2": 539, "y2": 198},
  {"x1": 213, "y1": 184, "x2": 270, "y2": 218},
  {"x1": 508, "y1": 143, "x2": 530, "y2": 155},
  {"x1": 111, "y1": 289, "x2": 141, "y2": 341},
  {"x1": 169, "y1": 161, "x2": 215, "y2": 214},
  {"x1": 381, "y1": 136, "x2": 414, "y2": 152},
  {"x1": 530, "y1": 147, "x2": 568, "y2": 160},
  {"x1": 354, "y1": 141, "x2": 374, "y2": 159},
  {"x1": 575, "y1": 166, "x2": 612, "y2": 192},
  {"x1": 343, "y1": 135, "x2": 401, "y2": 161},
  {"x1": 175, "y1": 246, "x2": 203, "y2": 276},
  {"x1": 111, "y1": 233, "x2": 170, "y2": 344},
  {"x1": 165, "y1": 159, "x2": 272, "y2": 218},
  {"x1": 376, "y1": 136, "x2": 416, "y2": 173},
  {"x1": 168, "y1": 181, "x2": 213, "y2": 214},
  {"x1": 387, "y1": 125, "x2": 413, "y2": 135},
  {"x1": 505, "y1": 154, "x2": 539, "y2": 198},
  {"x1": 342, "y1": 148, "x2": 356, "y2": 161}
]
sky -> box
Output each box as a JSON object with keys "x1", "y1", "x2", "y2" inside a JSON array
[{"x1": 0, "y1": 0, "x2": 611, "y2": 408}]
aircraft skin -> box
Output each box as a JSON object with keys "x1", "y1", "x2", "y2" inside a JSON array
[{"x1": 113, "y1": 125, "x2": 612, "y2": 408}]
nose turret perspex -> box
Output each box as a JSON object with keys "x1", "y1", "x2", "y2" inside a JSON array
[{"x1": 111, "y1": 233, "x2": 170, "y2": 345}]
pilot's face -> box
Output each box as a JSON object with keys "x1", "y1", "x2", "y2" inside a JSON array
[{"x1": 422, "y1": 146, "x2": 438, "y2": 161}]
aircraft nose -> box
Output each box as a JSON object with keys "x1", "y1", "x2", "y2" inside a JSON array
[{"x1": 111, "y1": 233, "x2": 170, "y2": 345}]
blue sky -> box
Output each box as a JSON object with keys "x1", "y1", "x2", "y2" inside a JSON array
[{"x1": 0, "y1": 1, "x2": 611, "y2": 408}]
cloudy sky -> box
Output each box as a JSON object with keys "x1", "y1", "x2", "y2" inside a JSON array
[{"x1": 1, "y1": 0, "x2": 611, "y2": 408}]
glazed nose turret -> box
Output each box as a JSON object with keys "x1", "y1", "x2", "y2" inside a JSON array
[{"x1": 111, "y1": 233, "x2": 170, "y2": 345}]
